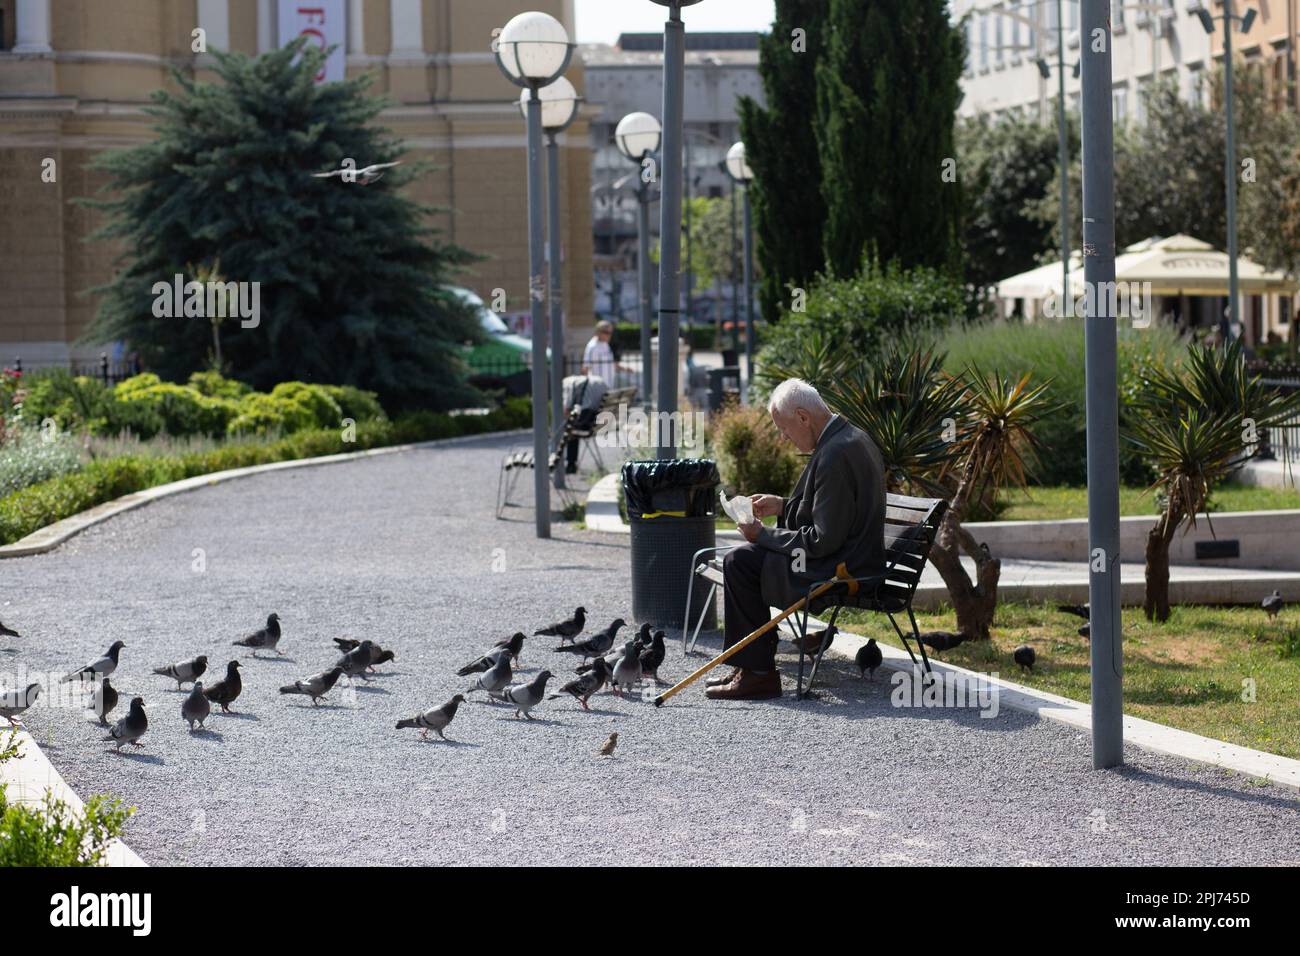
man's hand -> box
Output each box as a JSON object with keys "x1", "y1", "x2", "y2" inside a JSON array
[
  {"x1": 750, "y1": 494, "x2": 784, "y2": 519},
  {"x1": 738, "y1": 519, "x2": 762, "y2": 543}
]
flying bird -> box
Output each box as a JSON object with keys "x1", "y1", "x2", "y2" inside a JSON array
[
  {"x1": 0, "y1": 683, "x2": 41, "y2": 722},
  {"x1": 89, "y1": 677, "x2": 119, "y2": 726},
  {"x1": 1262, "y1": 589, "x2": 1284, "y2": 621},
  {"x1": 919, "y1": 631, "x2": 964, "y2": 654},
  {"x1": 279, "y1": 667, "x2": 345, "y2": 706},
  {"x1": 1013, "y1": 645, "x2": 1036, "y2": 672},
  {"x1": 638, "y1": 630, "x2": 667, "y2": 684},
  {"x1": 597, "y1": 732, "x2": 619, "y2": 757},
  {"x1": 554, "y1": 618, "x2": 625, "y2": 659},
  {"x1": 104, "y1": 697, "x2": 147, "y2": 750},
  {"x1": 60, "y1": 640, "x2": 125, "y2": 683},
  {"x1": 396, "y1": 694, "x2": 466, "y2": 740},
  {"x1": 181, "y1": 682, "x2": 211, "y2": 731},
  {"x1": 204, "y1": 661, "x2": 243, "y2": 712},
  {"x1": 312, "y1": 160, "x2": 402, "y2": 185},
  {"x1": 0, "y1": 620, "x2": 20, "y2": 639},
  {"x1": 499, "y1": 670, "x2": 553, "y2": 720},
  {"x1": 535, "y1": 607, "x2": 586, "y2": 644},
  {"x1": 152, "y1": 654, "x2": 208, "y2": 690},
  {"x1": 855, "y1": 638, "x2": 883, "y2": 680},
  {"x1": 1057, "y1": 603, "x2": 1090, "y2": 621},
  {"x1": 233, "y1": 613, "x2": 282, "y2": 657},
  {"x1": 550, "y1": 657, "x2": 610, "y2": 710}
]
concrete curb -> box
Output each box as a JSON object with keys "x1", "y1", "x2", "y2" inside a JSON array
[
  {"x1": 0, "y1": 429, "x2": 530, "y2": 560},
  {"x1": 1, "y1": 726, "x2": 146, "y2": 866}
]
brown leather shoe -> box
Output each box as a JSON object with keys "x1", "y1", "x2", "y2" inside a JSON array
[
  {"x1": 705, "y1": 668, "x2": 781, "y2": 701},
  {"x1": 706, "y1": 666, "x2": 742, "y2": 688}
]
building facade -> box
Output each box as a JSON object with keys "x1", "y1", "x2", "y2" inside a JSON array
[{"x1": 0, "y1": 0, "x2": 595, "y2": 365}]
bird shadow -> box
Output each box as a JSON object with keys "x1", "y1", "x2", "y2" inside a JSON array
[
  {"x1": 292, "y1": 702, "x2": 347, "y2": 711},
  {"x1": 249, "y1": 656, "x2": 297, "y2": 665},
  {"x1": 109, "y1": 750, "x2": 164, "y2": 764},
  {"x1": 0, "y1": 647, "x2": 17, "y2": 654},
  {"x1": 214, "y1": 711, "x2": 259, "y2": 721},
  {"x1": 574, "y1": 706, "x2": 622, "y2": 716},
  {"x1": 492, "y1": 715, "x2": 564, "y2": 727},
  {"x1": 188, "y1": 727, "x2": 224, "y2": 742},
  {"x1": 352, "y1": 685, "x2": 390, "y2": 695},
  {"x1": 418, "y1": 737, "x2": 480, "y2": 748},
  {"x1": 1114, "y1": 764, "x2": 1300, "y2": 809}
]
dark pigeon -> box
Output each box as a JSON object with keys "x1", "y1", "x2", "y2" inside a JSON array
[
  {"x1": 919, "y1": 631, "x2": 963, "y2": 653},
  {"x1": 855, "y1": 638, "x2": 883, "y2": 680},
  {"x1": 279, "y1": 666, "x2": 344, "y2": 705},
  {"x1": 638, "y1": 630, "x2": 667, "y2": 684},
  {"x1": 1057, "y1": 603, "x2": 1090, "y2": 621},
  {"x1": 90, "y1": 677, "x2": 119, "y2": 726},
  {"x1": 104, "y1": 697, "x2": 147, "y2": 750},
  {"x1": 553, "y1": 618, "x2": 625, "y2": 659},
  {"x1": 1013, "y1": 645, "x2": 1036, "y2": 672},
  {"x1": 1262, "y1": 590, "x2": 1284, "y2": 620},
  {"x1": 535, "y1": 607, "x2": 586, "y2": 643},
  {"x1": 204, "y1": 661, "x2": 243, "y2": 712},
  {"x1": 233, "y1": 613, "x2": 282, "y2": 657},
  {"x1": 551, "y1": 657, "x2": 610, "y2": 710}
]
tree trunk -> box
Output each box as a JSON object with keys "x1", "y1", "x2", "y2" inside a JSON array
[
  {"x1": 1143, "y1": 505, "x2": 1182, "y2": 622},
  {"x1": 922, "y1": 455, "x2": 1002, "y2": 641}
]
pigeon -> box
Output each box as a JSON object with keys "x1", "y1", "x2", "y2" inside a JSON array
[
  {"x1": 554, "y1": 618, "x2": 625, "y2": 659},
  {"x1": 181, "y1": 682, "x2": 211, "y2": 731},
  {"x1": 233, "y1": 613, "x2": 281, "y2": 657},
  {"x1": 470, "y1": 652, "x2": 513, "y2": 696},
  {"x1": 1057, "y1": 603, "x2": 1090, "y2": 621},
  {"x1": 638, "y1": 630, "x2": 667, "y2": 684},
  {"x1": 336, "y1": 640, "x2": 377, "y2": 681},
  {"x1": 633, "y1": 622, "x2": 652, "y2": 647},
  {"x1": 855, "y1": 638, "x2": 883, "y2": 680},
  {"x1": 0, "y1": 683, "x2": 41, "y2": 721},
  {"x1": 152, "y1": 654, "x2": 208, "y2": 690},
  {"x1": 576, "y1": 637, "x2": 635, "y2": 676},
  {"x1": 104, "y1": 697, "x2": 147, "y2": 750},
  {"x1": 204, "y1": 661, "x2": 243, "y2": 712},
  {"x1": 499, "y1": 670, "x2": 553, "y2": 719},
  {"x1": 551, "y1": 657, "x2": 610, "y2": 710},
  {"x1": 396, "y1": 694, "x2": 466, "y2": 740},
  {"x1": 597, "y1": 732, "x2": 619, "y2": 757},
  {"x1": 610, "y1": 640, "x2": 643, "y2": 696},
  {"x1": 1262, "y1": 589, "x2": 1284, "y2": 620},
  {"x1": 535, "y1": 606, "x2": 586, "y2": 644},
  {"x1": 492, "y1": 631, "x2": 528, "y2": 664},
  {"x1": 1013, "y1": 645, "x2": 1036, "y2": 672},
  {"x1": 369, "y1": 648, "x2": 397, "y2": 670},
  {"x1": 89, "y1": 677, "x2": 119, "y2": 726},
  {"x1": 456, "y1": 634, "x2": 521, "y2": 677},
  {"x1": 312, "y1": 160, "x2": 401, "y2": 185},
  {"x1": 279, "y1": 667, "x2": 344, "y2": 705},
  {"x1": 331, "y1": 638, "x2": 395, "y2": 672},
  {"x1": 0, "y1": 620, "x2": 19, "y2": 639},
  {"x1": 60, "y1": 640, "x2": 125, "y2": 683},
  {"x1": 919, "y1": 631, "x2": 964, "y2": 653}
]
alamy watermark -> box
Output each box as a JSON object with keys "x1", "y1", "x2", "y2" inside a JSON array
[
  {"x1": 890, "y1": 668, "x2": 1000, "y2": 718},
  {"x1": 1044, "y1": 280, "x2": 1153, "y2": 328},
  {"x1": 151, "y1": 274, "x2": 260, "y2": 328}
]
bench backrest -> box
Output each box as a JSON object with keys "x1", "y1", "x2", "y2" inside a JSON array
[{"x1": 875, "y1": 493, "x2": 948, "y2": 607}]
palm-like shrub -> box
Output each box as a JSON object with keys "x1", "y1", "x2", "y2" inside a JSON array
[{"x1": 1126, "y1": 341, "x2": 1300, "y2": 621}]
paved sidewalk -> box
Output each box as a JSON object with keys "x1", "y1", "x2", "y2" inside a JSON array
[{"x1": 2, "y1": 432, "x2": 1296, "y2": 865}]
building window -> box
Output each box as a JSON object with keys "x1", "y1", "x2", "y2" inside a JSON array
[
  {"x1": 979, "y1": 13, "x2": 988, "y2": 70},
  {"x1": 0, "y1": 0, "x2": 12, "y2": 51},
  {"x1": 1111, "y1": 0, "x2": 1125, "y2": 32},
  {"x1": 1113, "y1": 86, "x2": 1128, "y2": 124},
  {"x1": 964, "y1": 19, "x2": 973, "y2": 73},
  {"x1": 1187, "y1": 67, "x2": 1204, "y2": 108},
  {"x1": 995, "y1": 6, "x2": 1005, "y2": 67}
]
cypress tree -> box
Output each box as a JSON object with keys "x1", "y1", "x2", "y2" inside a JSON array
[
  {"x1": 737, "y1": 0, "x2": 828, "y2": 323},
  {"x1": 81, "y1": 39, "x2": 480, "y2": 411},
  {"x1": 815, "y1": 0, "x2": 965, "y2": 277}
]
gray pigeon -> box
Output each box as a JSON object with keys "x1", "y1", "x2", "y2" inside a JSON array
[
  {"x1": 471, "y1": 652, "x2": 513, "y2": 696},
  {"x1": 553, "y1": 618, "x2": 625, "y2": 659},
  {"x1": 336, "y1": 640, "x2": 377, "y2": 681},
  {"x1": 499, "y1": 670, "x2": 553, "y2": 720},
  {"x1": 233, "y1": 613, "x2": 281, "y2": 657},
  {"x1": 0, "y1": 620, "x2": 20, "y2": 639},
  {"x1": 457, "y1": 645, "x2": 512, "y2": 677},
  {"x1": 332, "y1": 637, "x2": 396, "y2": 672},
  {"x1": 181, "y1": 682, "x2": 210, "y2": 731},
  {"x1": 89, "y1": 677, "x2": 119, "y2": 726},
  {"x1": 0, "y1": 682, "x2": 41, "y2": 721},
  {"x1": 396, "y1": 694, "x2": 466, "y2": 740},
  {"x1": 279, "y1": 666, "x2": 344, "y2": 705},
  {"x1": 60, "y1": 640, "x2": 125, "y2": 683},
  {"x1": 1262, "y1": 589, "x2": 1284, "y2": 620},
  {"x1": 535, "y1": 607, "x2": 585, "y2": 643},
  {"x1": 611, "y1": 640, "x2": 642, "y2": 696},
  {"x1": 550, "y1": 657, "x2": 610, "y2": 710},
  {"x1": 153, "y1": 654, "x2": 208, "y2": 690},
  {"x1": 104, "y1": 697, "x2": 147, "y2": 750}
]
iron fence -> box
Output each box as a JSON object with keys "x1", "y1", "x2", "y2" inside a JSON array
[{"x1": 8, "y1": 354, "x2": 143, "y2": 386}]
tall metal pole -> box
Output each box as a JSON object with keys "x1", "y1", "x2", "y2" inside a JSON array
[
  {"x1": 1223, "y1": 9, "x2": 1240, "y2": 336},
  {"x1": 637, "y1": 181, "x2": 655, "y2": 408},
  {"x1": 729, "y1": 175, "x2": 740, "y2": 353},
  {"x1": 1057, "y1": 0, "x2": 1070, "y2": 307},
  {"x1": 741, "y1": 186, "x2": 754, "y2": 404},
  {"x1": 525, "y1": 88, "x2": 550, "y2": 538},
  {"x1": 1080, "y1": 0, "x2": 1122, "y2": 769},
  {"x1": 655, "y1": 3, "x2": 686, "y2": 459},
  {"x1": 546, "y1": 131, "x2": 565, "y2": 491}
]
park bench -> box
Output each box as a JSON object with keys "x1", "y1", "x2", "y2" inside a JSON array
[
  {"x1": 682, "y1": 492, "x2": 949, "y2": 699},
  {"x1": 569, "y1": 385, "x2": 638, "y2": 472}
]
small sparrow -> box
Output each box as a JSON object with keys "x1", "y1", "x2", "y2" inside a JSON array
[{"x1": 597, "y1": 732, "x2": 619, "y2": 757}]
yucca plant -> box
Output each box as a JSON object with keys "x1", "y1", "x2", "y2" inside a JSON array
[
  {"x1": 1126, "y1": 340, "x2": 1300, "y2": 622},
  {"x1": 752, "y1": 326, "x2": 848, "y2": 397}
]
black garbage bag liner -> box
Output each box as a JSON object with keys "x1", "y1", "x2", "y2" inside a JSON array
[{"x1": 622, "y1": 458, "x2": 720, "y2": 519}]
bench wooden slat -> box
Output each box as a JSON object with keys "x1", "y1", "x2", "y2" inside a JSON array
[{"x1": 885, "y1": 492, "x2": 944, "y2": 509}]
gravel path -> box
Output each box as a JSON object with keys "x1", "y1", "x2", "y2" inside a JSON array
[{"x1": 2, "y1": 432, "x2": 1297, "y2": 866}]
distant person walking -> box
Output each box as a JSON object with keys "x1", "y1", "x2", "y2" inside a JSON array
[{"x1": 582, "y1": 320, "x2": 630, "y2": 385}]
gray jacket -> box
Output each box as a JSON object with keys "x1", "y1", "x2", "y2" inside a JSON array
[{"x1": 755, "y1": 415, "x2": 886, "y2": 610}]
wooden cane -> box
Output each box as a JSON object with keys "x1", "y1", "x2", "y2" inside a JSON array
[{"x1": 653, "y1": 561, "x2": 858, "y2": 707}]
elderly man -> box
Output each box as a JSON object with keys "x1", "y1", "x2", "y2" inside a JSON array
[{"x1": 708, "y1": 379, "x2": 886, "y2": 701}]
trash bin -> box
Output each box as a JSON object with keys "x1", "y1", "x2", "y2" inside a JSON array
[
  {"x1": 707, "y1": 366, "x2": 741, "y2": 412},
  {"x1": 623, "y1": 458, "x2": 719, "y2": 630}
]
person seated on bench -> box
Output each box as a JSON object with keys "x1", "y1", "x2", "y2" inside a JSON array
[
  {"x1": 709, "y1": 378, "x2": 886, "y2": 701},
  {"x1": 561, "y1": 373, "x2": 607, "y2": 474}
]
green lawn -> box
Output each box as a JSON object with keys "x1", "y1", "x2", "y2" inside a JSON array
[
  {"x1": 839, "y1": 601, "x2": 1300, "y2": 760},
  {"x1": 994, "y1": 482, "x2": 1300, "y2": 521}
]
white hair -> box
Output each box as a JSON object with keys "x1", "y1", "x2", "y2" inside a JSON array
[{"x1": 768, "y1": 378, "x2": 829, "y2": 417}]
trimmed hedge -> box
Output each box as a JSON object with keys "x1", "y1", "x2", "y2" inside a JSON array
[
  {"x1": 0, "y1": 398, "x2": 530, "y2": 545},
  {"x1": 612, "y1": 322, "x2": 717, "y2": 353}
]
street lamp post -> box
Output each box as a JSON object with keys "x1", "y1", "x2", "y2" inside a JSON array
[
  {"x1": 615, "y1": 111, "x2": 663, "y2": 408},
  {"x1": 650, "y1": 0, "x2": 704, "y2": 459},
  {"x1": 1196, "y1": 2, "x2": 1257, "y2": 340},
  {"x1": 1035, "y1": 3, "x2": 1081, "y2": 311},
  {"x1": 496, "y1": 11, "x2": 574, "y2": 539},
  {"x1": 520, "y1": 77, "x2": 581, "y2": 490},
  {"x1": 724, "y1": 142, "x2": 755, "y2": 403}
]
